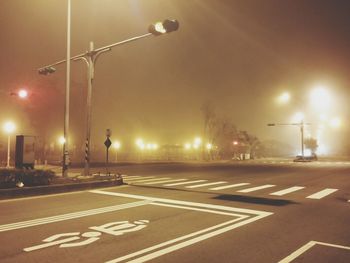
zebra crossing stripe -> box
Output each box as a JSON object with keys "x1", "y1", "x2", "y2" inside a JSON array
[
  {"x1": 306, "y1": 188, "x2": 338, "y2": 199},
  {"x1": 210, "y1": 183, "x2": 250, "y2": 191},
  {"x1": 164, "y1": 180, "x2": 208, "y2": 187},
  {"x1": 122, "y1": 175, "x2": 144, "y2": 179},
  {"x1": 270, "y1": 186, "x2": 305, "y2": 196},
  {"x1": 124, "y1": 176, "x2": 156, "y2": 181},
  {"x1": 238, "y1": 184, "x2": 276, "y2": 193},
  {"x1": 186, "y1": 181, "x2": 227, "y2": 189},
  {"x1": 144, "y1": 179, "x2": 187, "y2": 185},
  {"x1": 127, "y1": 177, "x2": 170, "y2": 183}
]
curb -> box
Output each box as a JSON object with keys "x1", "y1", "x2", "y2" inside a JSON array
[{"x1": 0, "y1": 178, "x2": 124, "y2": 200}]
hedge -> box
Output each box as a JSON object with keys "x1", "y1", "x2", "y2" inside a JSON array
[{"x1": 0, "y1": 169, "x2": 55, "y2": 188}]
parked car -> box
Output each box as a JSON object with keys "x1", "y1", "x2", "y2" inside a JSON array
[{"x1": 293, "y1": 153, "x2": 318, "y2": 162}]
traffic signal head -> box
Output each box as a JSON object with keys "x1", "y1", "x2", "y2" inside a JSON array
[
  {"x1": 149, "y1": 19, "x2": 179, "y2": 36},
  {"x1": 38, "y1": 67, "x2": 56, "y2": 75}
]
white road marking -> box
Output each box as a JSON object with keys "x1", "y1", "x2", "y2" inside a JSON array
[
  {"x1": 270, "y1": 186, "x2": 305, "y2": 196},
  {"x1": 306, "y1": 188, "x2": 338, "y2": 199},
  {"x1": 0, "y1": 200, "x2": 150, "y2": 233},
  {"x1": 144, "y1": 179, "x2": 187, "y2": 185},
  {"x1": 24, "y1": 236, "x2": 81, "y2": 252},
  {"x1": 209, "y1": 183, "x2": 250, "y2": 191},
  {"x1": 278, "y1": 241, "x2": 350, "y2": 263},
  {"x1": 186, "y1": 181, "x2": 227, "y2": 189},
  {"x1": 122, "y1": 175, "x2": 144, "y2": 179},
  {"x1": 164, "y1": 180, "x2": 207, "y2": 186},
  {"x1": 90, "y1": 190, "x2": 273, "y2": 216},
  {"x1": 123, "y1": 176, "x2": 156, "y2": 181},
  {"x1": 127, "y1": 177, "x2": 170, "y2": 183},
  {"x1": 88, "y1": 190, "x2": 272, "y2": 263},
  {"x1": 238, "y1": 184, "x2": 276, "y2": 193}
]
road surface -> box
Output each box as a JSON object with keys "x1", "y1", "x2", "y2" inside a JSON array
[{"x1": 0, "y1": 160, "x2": 349, "y2": 262}]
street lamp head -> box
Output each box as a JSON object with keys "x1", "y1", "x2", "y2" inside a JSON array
[
  {"x1": 267, "y1": 123, "x2": 276, "y2": 126},
  {"x1": 3, "y1": 121, "x2": 16, "y2": 134},
  {"x1": 149, "y1": 19, "x2": 179, "y2": 36},
  {"x1": 18, "y1": 89, "x2": 28, "y2": 99},
  {"x1": 38, "y1": 67, "x2": 56, "y2": 75}
]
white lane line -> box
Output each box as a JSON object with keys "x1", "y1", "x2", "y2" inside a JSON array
[
  {"x1": 209, "y1": 183, "x2": 250, "y2": 191},
  {"x1": 90, "y1": 190, "x2": 273, "y2": 216},
  {"x1": 144, "y1": 179, "x2": 187, "y2": 185},
  {"x1": 186, "y1": 181, "x2": 227, "y2": 189},
  {"x1": 107, "y1": 214, "x2": 268, "y2": 263},
  {"x1": 306, "y1": 188, "x2": 338, "y2": 199},
  {"x1": 0, "y1": 200, "x2": 150, "y2": 233},
  {"x1": 278, "y1": 241, "x2": 350, "y2": 263},
  {"x1": 238, "y1": 184, "x2": 276, "y2": 193},
  {"x1": 278, "y1": 241, "x2": 317, "y2": 263},
  {"x1": 270, "y1": 186, "x2": 305, "y2": 196},
  {"x1": 128, "y1": 177, "x2": 170, "y2": 183},
  {"x1": 123, "y1": 176, "x2": 156, "y2": 181},
  {"x1": 164, "y1": 180, "x2": 207, "y2": 187}
]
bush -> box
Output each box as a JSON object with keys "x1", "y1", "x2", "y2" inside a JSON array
[{"x1": 0, "y1": 169, "x2": 55, "y2": 188}]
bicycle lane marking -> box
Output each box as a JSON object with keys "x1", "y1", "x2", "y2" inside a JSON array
[{"x1": 89, "y1": 190, "x2": 273, "y2": 263}]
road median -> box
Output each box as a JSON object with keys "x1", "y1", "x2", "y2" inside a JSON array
[{"x1": 0, "y1": 176, "x2": 123, "y2": 200}]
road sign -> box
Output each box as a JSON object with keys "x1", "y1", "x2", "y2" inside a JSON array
[
  {"x1": 104, "y1": 138, "x2": 112, "y2": 149},
  {"x1": 106, "y1": 129, "x2": 112, "y2": 137}
]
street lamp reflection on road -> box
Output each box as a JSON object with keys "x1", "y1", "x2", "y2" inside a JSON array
[{"x1": 3, "y1": 121, "x2": 16, "y2": 168}]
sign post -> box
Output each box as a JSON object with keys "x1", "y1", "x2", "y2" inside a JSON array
[{"x1": 104, "y1": 129, "x2": 112, "y2": 175}]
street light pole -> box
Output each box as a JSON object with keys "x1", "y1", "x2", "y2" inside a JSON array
[
  {"x1": 63, "y1": 0, "x2": 71, "y2": 177},
  {"x1": 84, "y1": 41, "x2": 96, "y2": 176},
  {"x1": 300, "y1": 120, "x2": 304, "y2": 157},
  {"x1": 3, "y1": 121, "x2": 16, "y2": 168},
  {"x1": 6, "y1": 135, "x2": 11, "y2": 168}
]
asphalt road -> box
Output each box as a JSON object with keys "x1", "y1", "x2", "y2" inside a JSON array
[{"x1": 0, "y1": 160, "x2": 349, "y2": 262}]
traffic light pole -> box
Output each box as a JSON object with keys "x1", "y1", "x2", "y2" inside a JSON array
[
  {"x1": 267, "y1": 120, "x2": 310, "y2": 158},
  {"x1": 38, "y1": 20, "x2": 179, "y2": 176}
]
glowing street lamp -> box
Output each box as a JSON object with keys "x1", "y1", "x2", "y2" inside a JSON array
[
  {"x1": 18, "y1": 89, "x2": 28, "y2": 99},
  {"x1": 3, "y1": 121, "x2": 16, "y2": 168},
  {"x1": 291, "y1": 112, "x2": 304, "y2": 123},
  {"x1": 330, "y1": 117, "x2": 341, "y2": 128},
  {"x1": 58, "y1": 136, "x2": 66, "y2": 145},
  {"x1": 277, "y1": 92, "x2": 290, "y2": 104},
  {"x1": 206, "y1": 143, "x2": 212, "y2": 150},
  {"x1": 184, "y1": 143, "x2": 191, "y2": 150},
  {"x1": 310, "y1": 86, "x2": 332, "y2": 110},
  {"x1": 194, "y1": 137, "x2": 202, "y2": 145}
]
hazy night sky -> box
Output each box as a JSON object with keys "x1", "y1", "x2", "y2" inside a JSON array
[{"x1": 1, "y1": 0, "x2": 349, "y2": 155}]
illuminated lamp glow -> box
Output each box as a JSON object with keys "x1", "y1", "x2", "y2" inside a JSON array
[
  {"x1": 18, "y1": 89, "x2": 28, "y2": 99},
  {"x1": 292, "y1": 112, "x2": 304, "y2": 123},
  {"x1": 277, "y1": 92, "x2": 290, "y2": 104},
  {"x1": 330, "y1": 117, "x2": 341, "y2": 128},
  {"x1": 310, "y1": 86, "x2": 331, "y2": 110},
  {"x1": 3, "y1": 121, "x2": 16, "y2": 134}
]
